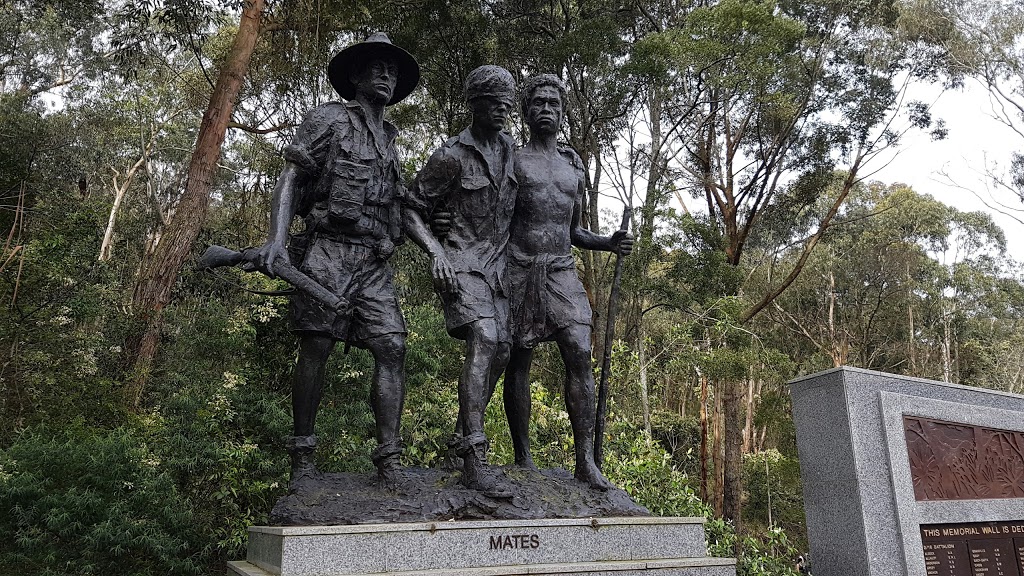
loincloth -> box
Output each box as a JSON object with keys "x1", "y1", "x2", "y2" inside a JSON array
[{"x1": 507, "y1": 249, "x2": 592, "y2": 349}]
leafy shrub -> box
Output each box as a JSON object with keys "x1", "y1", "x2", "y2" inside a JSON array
[
  {"x1": 743, "y1": 449, "x2": 807, "y2": 551},
  {"x1": 737, "y1": 527, "x2": 802, "y2": 576},
  {"x1": 602, "y1": 418, "x2": 710, "y2": 518},
  {"x1": 0, "y1": 427, "x2": 204, "y2": 576},
  {"x1": 649, "y1": 411, "x2": 702, "y2": 478}
]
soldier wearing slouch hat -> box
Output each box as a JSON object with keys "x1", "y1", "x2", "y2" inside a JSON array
[{"x1": 255, "y1": 32, "x2": 419, "y2": 487}]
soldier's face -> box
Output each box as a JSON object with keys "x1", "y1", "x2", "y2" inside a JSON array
[
  {"x1": 526, "y1": 85, "x2": 563, "y2": 135},
  {"x1": 352, "y1": 58, "x2": 398, "y2": 104},
  {"x1": 469, "y1": 96, "x2": 511, "y2": 133}
]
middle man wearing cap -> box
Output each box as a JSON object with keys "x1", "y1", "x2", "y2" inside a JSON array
[{"x1": 404, "y1": 65, "x2": 518, "y2": 494}]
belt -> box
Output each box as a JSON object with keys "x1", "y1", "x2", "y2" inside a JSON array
[{"x1": 312, "y1": 232, "x2": 395, "y2": 260}]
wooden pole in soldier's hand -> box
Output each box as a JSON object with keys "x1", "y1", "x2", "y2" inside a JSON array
[{"x1": 594, "y1": 205, "x2": 631, "y2": 469}]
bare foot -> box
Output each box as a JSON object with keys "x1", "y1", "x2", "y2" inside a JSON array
[{"x1": 576, "y1": 461, "x2": 614, "y2": 491}]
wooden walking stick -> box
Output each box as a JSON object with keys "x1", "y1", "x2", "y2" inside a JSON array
[{"x1": 594, "y1": 205, "x2": 631, "y2": 469}]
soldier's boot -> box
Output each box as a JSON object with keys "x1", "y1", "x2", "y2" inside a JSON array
[
  {"x1": 372, "y1": 439, "x2": 404, "y2": 489},
  {"x1": 454, "y1": 432, "x2": 513, "y2": 498},
  {"x1": 441, "y1": 430, "x2": 464, "y2": 470},
  {"x1": 286, "y1": 435, "x2": 318, "y2": 487}
]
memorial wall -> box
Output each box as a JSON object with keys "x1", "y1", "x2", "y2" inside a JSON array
[{"x1": 790, "y1": 367, "x2": 1024, "y2": 576}]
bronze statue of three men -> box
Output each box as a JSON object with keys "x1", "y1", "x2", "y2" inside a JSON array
[{"x1": 256, "y1": 33, "x2": 633, "y2": 494}]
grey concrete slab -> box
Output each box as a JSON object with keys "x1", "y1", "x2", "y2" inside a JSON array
[
  {"x1": 229, "y1": 560, "x2": 275, "y2": 576},
  {"x1": 227, "y1": 557, "x2": 737, "y2": 576},
  {"x1": 232, "y1": 517, "x2": 733, "y2": 576},
  {"x1": 245, "y1": 517, "x2": 710, "y2": 574}
]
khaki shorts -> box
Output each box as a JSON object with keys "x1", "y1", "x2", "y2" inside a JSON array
[
  {"x1": 289, "y1": 236, "x2": 406, "y2": 344},
  {"x1": 438, "y1": 270, "x2": 510, "y2": 344}
]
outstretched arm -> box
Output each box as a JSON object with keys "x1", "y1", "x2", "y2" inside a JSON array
[{"x1": 569, "y1": 179, "x2": 634, "y2": 255}]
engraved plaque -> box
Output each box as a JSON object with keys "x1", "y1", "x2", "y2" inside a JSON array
[
  {"x1": 969, "y1": 539, "x2": 1020, "y2": 576},
  {"x1": 921, "y1": 523, "x2": 1024, "y2": 576},
  {"x1": 1013, "y1": 538, "x2": 1024, "y2": 573},
  {"x1": 922, "y1": 541, "x2": 970, "y2": 576}
]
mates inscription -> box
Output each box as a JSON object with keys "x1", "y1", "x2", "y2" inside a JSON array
[{"x1": 489, "y1": 534, "x2": 540, "y2": 550}]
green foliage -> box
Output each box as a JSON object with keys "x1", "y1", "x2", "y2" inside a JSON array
[
  {"x1": 0, "y1": 427, "x2": 204, "y2": 576},
  {"x1": 737, "y1": 527, "x2": 802, "y2": 576},
  {"x1": 754, "y1": 181, "x2": 1023, "y2": 385},
  {"x1": 400, "y1": 305, "x2": 464, "y2": 467},
  {"x1": 603, "y1": 420, "x2": 710, "y2": 517},
  {"x1": 650, "y1": 411, "x2": 702, "y2": 478},
  {"x1": 743, "y1": 450, "x2": 806, "y2": 550}
]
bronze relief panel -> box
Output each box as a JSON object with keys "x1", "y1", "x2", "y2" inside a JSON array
[{"x1": 904, "y1": 416, "x2": 1024, "y2": 501}]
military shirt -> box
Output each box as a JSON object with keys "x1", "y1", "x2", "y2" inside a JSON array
[
  {"x1": 407, "y1": 128, "x2": 518, "y2": 289},
  {"x1": 283, "y1": 100, "x2": 404, "y2": 243}
]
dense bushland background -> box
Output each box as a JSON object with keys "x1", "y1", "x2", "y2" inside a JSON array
[{"x1": 3, "y1": 1, "x2": 1024, "y2": 574}]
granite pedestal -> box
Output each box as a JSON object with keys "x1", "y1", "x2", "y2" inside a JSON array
[
  {"x1": 227, "y1": 517, "x2": 735, "y2": 576},
  {"x1": 790, "y1": 367, "x2": 1024, "y2": 576}
]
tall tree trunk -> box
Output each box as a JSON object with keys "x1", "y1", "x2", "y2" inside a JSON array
[
  {"x1": 699, "y1": 368, "x2": 709, "y2": 502},
  {"x1": 942, "y1": 308, "x2": 953, "y2": 383},
  {"x1": 639, "y1": 325, "x2": 651, "y2": 440},
  {"x1": 125, "y1": 0, "x2": 265, "y2": 408},
  {"x1": 907, "y1": 262, "x2": 916, "y2": 374},
  {"x1": 678, "y1": 374, "x2": 687, "y2": 418},
  {"x1": 99, "y1": 185, "x2": 129, "y2": 262},
  {"x1": 577, "y1": 145, "x2": 602, "y2": 355},
  {"x1": 742, "y1": 378, "x2": 756, "y2": 453},
  {"x1": 722, "y1": 377, "x2": 744, "y2": 542},
  {"x1": 713, "y1": 385, "x2": 724, "y2": 517},
  {"x1": 100, "y1": 154, "x2": 149, "y2": 261},
  {"x1": 828, "y1": 268, "x2": 841, "y2": 367}
]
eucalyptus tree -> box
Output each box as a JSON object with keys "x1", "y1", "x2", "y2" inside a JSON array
[
  {"x1": 758, "y1": 181, "x2": 1018, "y2": 386},
  {"x1": 0, "y1": 0, "x2": 112, "y2": 98},
  {"x1": 619, "y1": 0, "x2": 948, "y2": 534}
]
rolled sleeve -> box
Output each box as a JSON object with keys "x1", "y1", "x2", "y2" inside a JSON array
[
  {"x1": 284, "y1": 103, "x2": 345, "y2": 180},
  {"x1": 408, "y1": 147, "x2": 459, "y2": 214}
]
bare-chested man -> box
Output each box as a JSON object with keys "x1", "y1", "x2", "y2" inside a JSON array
[{"x1": 503, "y1": 75, "x2": 633, "y2": 489}]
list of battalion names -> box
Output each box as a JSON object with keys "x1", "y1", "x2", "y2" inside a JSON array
[{"x1": 921, "y1": 522, "x2": 1024, "y2": 576}]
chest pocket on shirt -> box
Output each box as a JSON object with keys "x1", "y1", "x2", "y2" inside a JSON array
[
  {"x1": 329, "y1": 159, "x2": 372, "y2": 224},
  {"x1": 460, "y1": 175, "x2": 492, "y2": 218}
]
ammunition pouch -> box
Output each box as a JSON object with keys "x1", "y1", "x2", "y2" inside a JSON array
[
  {"x1": 328, "y1": 159, "x2": 372, "y2": 225},
  {"x1": 287, "y1": 231, "x2": 311, "y2": 265}
]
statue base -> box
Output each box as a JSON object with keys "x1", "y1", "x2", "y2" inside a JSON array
[
  {"x1": 270, "y1": 466, "x2": 648, "y2": 525},
  {"x1": 227, "y1": 516, "x2": 736, "y2": 576}
]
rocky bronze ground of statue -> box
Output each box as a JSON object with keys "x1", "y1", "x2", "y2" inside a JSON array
[{"x1": 270, "y1": 466, "x2": 648, "y2": 526}]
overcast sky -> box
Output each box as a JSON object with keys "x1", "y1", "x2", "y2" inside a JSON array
[{"x1": 871, "y1": 79, "x2": 1024, "y2": 262}]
